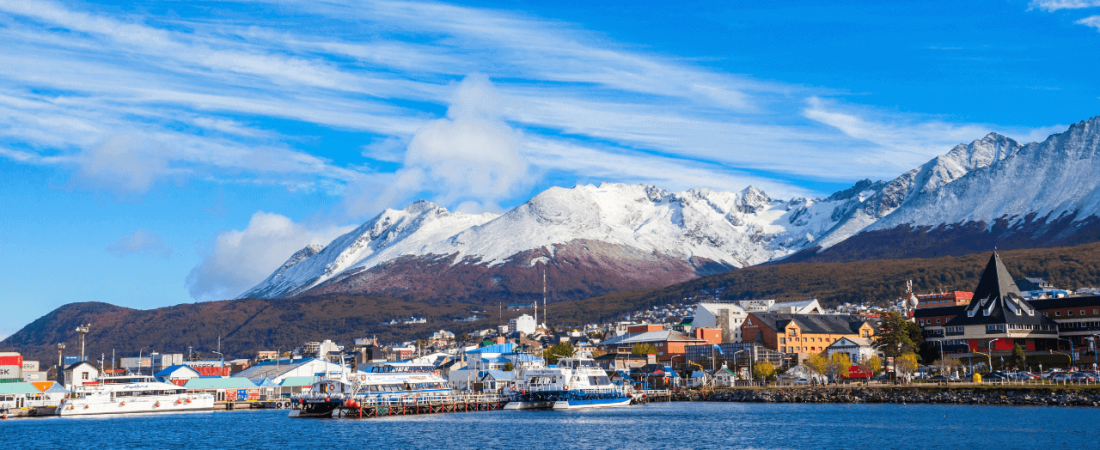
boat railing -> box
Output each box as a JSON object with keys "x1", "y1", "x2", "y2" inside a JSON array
[{"x1": 349, "y1": 393, "x2": 504, "y2": 408}]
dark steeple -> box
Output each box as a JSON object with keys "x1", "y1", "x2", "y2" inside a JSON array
[{"x1": 971, "y1": 252, "x2": 1023, "y2": 302}]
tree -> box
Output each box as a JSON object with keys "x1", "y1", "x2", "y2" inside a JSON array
[
  {"x1": 1011, "y1": 344, "x2": 1026, "y2": 369},
  {"x1": 873, "y1": 312, "x2": 924, "y2": 360},
  {"x1": 827, "y1": 352, "x2": 852, "y2": 380},
  {"x1": 861, "y1": 355, "x2": 883, "y2": 376},
  {"x1": 503, "y1": 362, "x2": 515, "y2": 371},
  {"x1": 631, "y1": 343, "x2": 658, "y2": 357},
  {"x1": 753, "y1": 360, "x2": 775, "y2": 382},
  {"x1": 895, "y1": 352, "x2": 919, "y2": 381},
  {"x1": 543, "y1": 342, "x2": 574, "y2": 365},
  {"x1": 806, "y1": 353, "x2": 829, "y2": 375}
]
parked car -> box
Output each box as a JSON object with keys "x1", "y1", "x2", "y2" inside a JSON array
[
  {"x1": 1050, "y1": 373, "x2": 1073, "y2": 382},
  {"x1": 795, "y1": 378, "x2": 810, "y2": 385},
  {"x1": 983, "y1": 373, "x2": 1009, "y2": 382},
  {"x1": 927, "y1": 375, "x2": 948, "y2": 382},
  {"x1": 1070, "y1": 372, "x2": 1095, "y2": 383}
]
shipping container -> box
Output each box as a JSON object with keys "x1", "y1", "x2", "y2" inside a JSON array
[
  {"x1": 22, "y1": 361, "x2": 39, "y2": 372},
  {"x1": 0, "y1": 355, "x2": 23, "y2": 367},
  {"x1": 21, "y1": 371, "x2": 47, "y2": 382},
  {"x1": 0, "y1": 365, "x2": 21, "y2": 379}
]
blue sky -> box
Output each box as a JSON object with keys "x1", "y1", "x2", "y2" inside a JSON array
[{"x1": 1, "y1": 0, "x2": 1098, "y2": 337}]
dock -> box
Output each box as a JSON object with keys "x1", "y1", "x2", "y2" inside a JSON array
[{"x1": 326, "y1": 394, "x2": 507, "y2": 419}]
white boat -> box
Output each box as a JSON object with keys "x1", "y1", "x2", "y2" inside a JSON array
[
  {"x1": 290, "y1": 361, "x2": 452, "y2": 418},
  {"x1": 505, "y1": 353, "x2": 632, "y2": 410},
  {"x1": 56, "y1": 375, "x2": 214, "y2": 417}
]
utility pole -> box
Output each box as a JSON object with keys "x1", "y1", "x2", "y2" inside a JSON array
[{"x1": 75, "y1": 324, "x2": 90, "y2": 362}]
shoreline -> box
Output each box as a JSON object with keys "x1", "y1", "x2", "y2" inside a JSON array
[{"x1": 670, "y1": 385, "x2": 1100, "y2": 407}]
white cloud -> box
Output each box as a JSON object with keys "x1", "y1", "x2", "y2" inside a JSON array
[
  {"x1": 70, "y1": 133, "x2": 173, "y2": 194},
  {"x1": 801, "y1": 97, "x2": 1060, "y2": 177},
  {"x1": 1030, "y1": 0, "x2": 1100, "y2": 12},
  {"x1": 106, "y1": 229, "x2": 173, "y2": 259},
  {"x1": 1077, "y1": 15, "x2": 1100, "y2": 30},
  {"x1": 346, "y1": 74, "x2": 529, "y2": 215},
  {"x1": 185, "y1": 211, "x2": 353, "y2": 301}
]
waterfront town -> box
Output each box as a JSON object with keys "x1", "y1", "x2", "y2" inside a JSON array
[{"x1": 5, "y1": 251, "x2": 1100, "y2": 418}]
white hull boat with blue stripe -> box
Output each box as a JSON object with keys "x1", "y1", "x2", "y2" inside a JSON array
[{"x1": 505, "y1": 354, "x2": 633, "y2": 411}]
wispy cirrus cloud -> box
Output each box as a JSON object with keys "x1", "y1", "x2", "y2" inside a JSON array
[
  {"x1": 106, "y1": 229, "x2": 173, "y2": 259},
  {"x1": 1077, "y1": 15, "x2": 1100, "y2": 30},
  {"x1": 0, "y1": 0, "x2": 1062, "y2": 211},
  {"x1": 1029, "y1": 0, "x2": 1100, "y2": 12}
]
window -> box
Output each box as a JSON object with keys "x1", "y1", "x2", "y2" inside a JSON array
[
  {"x1": 1094, "y1": 309, "x2": 1098, "y2": 315},
  {"x1": 81, "y1": 372, "x2": 89, "y2": 380},
  {"x1": 1068, "y1": 311, "x2": 1074, "y2": 316},
  {"x1": 1082, "y1": 310, "x2": 1087, "y2": 316},
  {"x1": 1056, "y1": 311, "x2": 1061, "y2": 316},
  {"x1": 780, "y1": 337, "x2": 786, "y2": 344},
  {"x1": 936, "y1": 318, "x2": 941, "y2": 324}
]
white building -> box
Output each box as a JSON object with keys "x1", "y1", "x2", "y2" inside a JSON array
[
  {"x1": 737, "y1": 299, "x2": 824, "y2": 314},
  {"x1": 825, "y1": 337, "x2": 876, "y2": 364},
  {"x1": 62, "y1": 361, "x2": 99, "y2": 389},
  {"x1": 694, "y1": 303, "x2": 748, "y2": 343},
  {"x1": 509, "y1": 314, "x2": 536, "y2": 335}
]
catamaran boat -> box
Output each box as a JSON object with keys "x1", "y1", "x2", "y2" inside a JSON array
[
  {"x1": 56, "y1": 375, "x2": 214, "y2": 416},
  {"x1": 290, "y1": 361, "x2": 452, "y2": 418},
  {"x1": 505, "y1": 353, "x2": 632, "y2": 410}
]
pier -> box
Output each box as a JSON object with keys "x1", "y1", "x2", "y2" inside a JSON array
[{"x1": 326, "y1": 394, "x2": 508, "y2": 419}]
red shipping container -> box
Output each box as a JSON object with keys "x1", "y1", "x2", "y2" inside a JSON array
[{"x1": 0, "y1": 355, "x2": 23, "y2": 367}]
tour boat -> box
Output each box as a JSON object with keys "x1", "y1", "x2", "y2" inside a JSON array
[
  {"x1": 56, "y1": 375, "x2": 214, "y2": 416},
  {"x1": 290, "y1": 361, "x2": 452, "y2": 418},
  {"x1": 505, "y1": 353, "x2": 632, "y2": 410}
]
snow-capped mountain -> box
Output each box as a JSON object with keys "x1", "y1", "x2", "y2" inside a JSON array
[
  {"x1": 243, "y1": 115, "x2": 1100, "y2": 301},
  {"x1": 242, "y1": 183, "x2": 870, "y2": 299}
]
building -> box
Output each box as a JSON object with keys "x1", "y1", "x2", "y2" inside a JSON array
[
  {"x1": 62, "y1": 361, "x2": 99, "y2": 390},
  {"x1": 825, "y1": 337, "x2": 876, "y2": 364},
  {"x1": 183, "y1": 377, "x2": 259, "y2": 402},
  {"x1": 155, "y1": 365, "x2": 203, "y2": 386},
  {"x1": 256, "y1": 351, "x2": 278, "y2": 362},
  {"x1": 597, "y1": 330, "x2": 707, "y2": 363},
  {"x1": 929, "y1": 252, "x2": 1061, "y2": 353},
  {"x1": 916, "y1": 291, "x2": 973, "y2": 309},
  {"x1": 692, "y1": 327, "x2": 722, "y2": 345},
  {"x1": 693, "y1": 303, "x2": 747, "y2": 343},
  {"x1": 741, "y1": 313, "x2": 873, "y2": 357},
  {"x1": 232, "y1": 358, "x2": 346, "y2": 385},
  {"x1": 509, "y1": 314, "x2": 536, "y2": 335},
  {"x1": 593, "y1": 347, "x2": 647, "y2": 371},
  {"x1": 736, "y1": 299, "x2": 825, "y2": 314}
]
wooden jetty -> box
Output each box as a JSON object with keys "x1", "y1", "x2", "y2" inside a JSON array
[{"x1": 328, "y1": 394, "x2": 507, "y2": 419}]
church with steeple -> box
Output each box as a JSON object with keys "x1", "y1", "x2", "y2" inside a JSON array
[{"x1": 934, "y1": 252, "x2": 1061, "y2": 353}]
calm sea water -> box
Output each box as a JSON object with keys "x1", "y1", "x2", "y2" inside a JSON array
[{"x1": 5, "y1": 402, "x2": 1099, "y2": 449}]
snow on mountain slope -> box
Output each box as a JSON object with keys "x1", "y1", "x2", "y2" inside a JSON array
[
  {"x1": 869, "y1": 116, "x2": 1100, "y2": 230},
  {"x1": 241, "y1": 183, "x2": 873, "y2": 299},
  {"x1": 239, "y1": 201, "x2": 498, "y2": 298},
  {"x1": 812, "y1": 132, "x2": 1023, "y2": 249}
]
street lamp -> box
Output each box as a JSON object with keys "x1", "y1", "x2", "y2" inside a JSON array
[
  {"x1": 1057, "y1": 337, "x2": 1076, "y2": 370},
  {"x1": 987, "y1": 338, "x2": 1001, "y2": 372},
  {"x1": 56, "y1": 343, "x2": 66, "y2": 383},
  {"x1": 75, "y1": 324, "x2": 90, "y2": 362},
  {"x1": 928, "y1": 340, "x2": 946, "y2": 382},
  {"x1": 138, "y1": 347, "x2": 147, "y2": 376}
]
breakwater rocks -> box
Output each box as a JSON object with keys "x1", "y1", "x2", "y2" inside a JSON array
[{"x1": 671, "y1": 387, "x2": 1100, "y2": 407}]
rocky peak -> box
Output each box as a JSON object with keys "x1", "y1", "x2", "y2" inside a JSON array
[{"x1": 738, "y1": 186, "x2": 771, "y2": 214}]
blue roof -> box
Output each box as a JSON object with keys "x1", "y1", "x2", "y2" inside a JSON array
[
  {"x1": 467, "y1": 343, "x2": 514, "y2": 354},
  {"x1": 155, "y1": 364, "x2": 201, "y2": 377},
  {"x1": 480, "y1": 370, "x2": 516, "y2": 381},
  {"x1": 509, "y1": 353, "x2": 542, "y2": 363}
]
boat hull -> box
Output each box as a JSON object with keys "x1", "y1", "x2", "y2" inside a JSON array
[
  {"x1": 551, "y1": 397, "x2": 632, "y2": 410},
  {"x1": 503, "y1": 400, "x2": 554, "y2": 410},
  {"x1": 57, "y1": 396, "x2": 215, "y2": 417}
]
